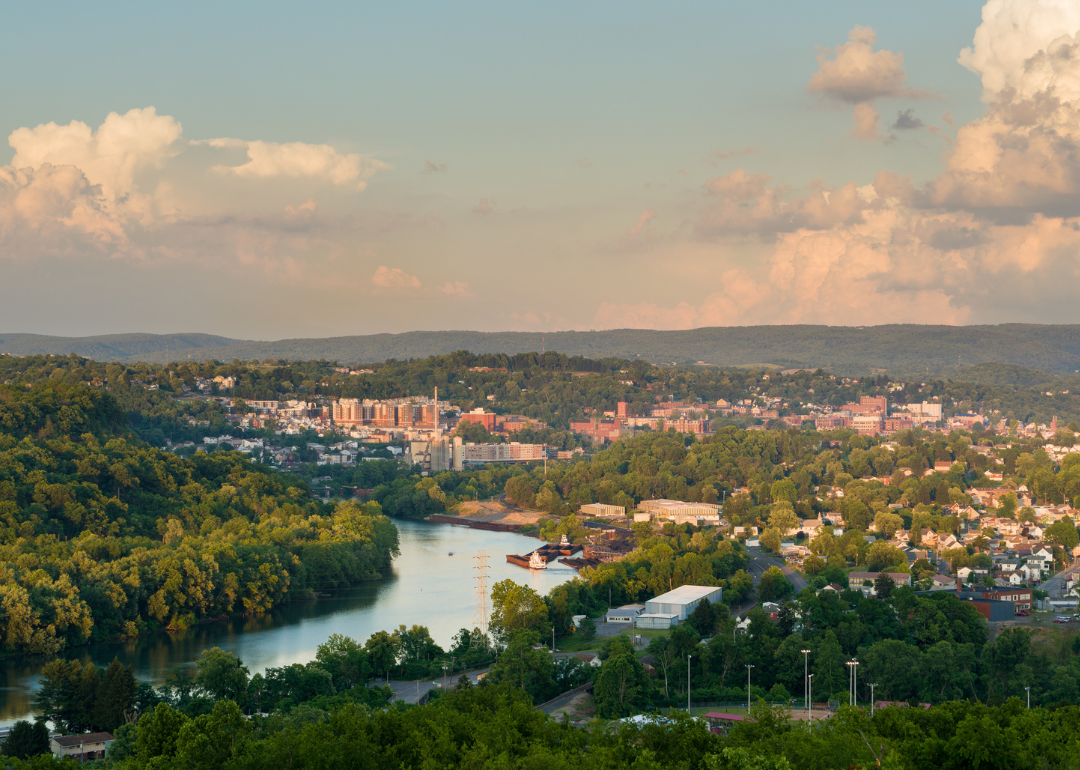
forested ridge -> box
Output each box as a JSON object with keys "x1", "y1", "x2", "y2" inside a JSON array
[
  {"x1": 10, "y1": 323, "x2": 1080, "y2": 375},
  {"x1": 0, "y1": 382, "x2": 398, "y2": 655}
]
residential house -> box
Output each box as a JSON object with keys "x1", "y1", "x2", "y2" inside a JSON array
[{"x1": 51, "y1": 733, "x2": 114, "y2": 762}]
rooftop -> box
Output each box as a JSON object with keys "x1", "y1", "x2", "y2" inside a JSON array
[
  {"x1": 53, "y1": 733, "x2": 114, "y2": 748},
  {"x1": 647, "y1": 584, "x2": 722, "y2": 605}
]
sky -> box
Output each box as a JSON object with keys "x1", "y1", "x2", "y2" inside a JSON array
[{"x1": 5, "y1": 0, "x2": 1080, "y2": 338}]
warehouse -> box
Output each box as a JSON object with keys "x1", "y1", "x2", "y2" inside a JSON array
[{"x1": 635, "y1": 585, "x2": 723, "y2": 629}]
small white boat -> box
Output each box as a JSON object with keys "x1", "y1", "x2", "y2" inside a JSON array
[{"x1": 529, "y1": 551, "x2": 548, "y2": 570}]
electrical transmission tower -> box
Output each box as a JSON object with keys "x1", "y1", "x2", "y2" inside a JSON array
[{"x1": 473, "y1": 550, "x2": 490, "y2": 638}]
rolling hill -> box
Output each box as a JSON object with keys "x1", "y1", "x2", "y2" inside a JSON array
[{"x1": 4, "y1": 325, "x2": 1080, "y2": 376}]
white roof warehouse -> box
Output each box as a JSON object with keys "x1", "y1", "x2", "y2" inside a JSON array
[{"x1": 636, "y1": 585, "x2": 723, "y2": 629}]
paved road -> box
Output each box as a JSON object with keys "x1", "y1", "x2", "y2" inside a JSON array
[
  {"x1": 379, "y1": 667, "x2": 490, "y2": 705},
  {"x1": 1041, "y1": 563, "x2": 1080, "y2": 600},
  {"x1": 745, "y1": 548, "x2": 808, "y2": 593}
]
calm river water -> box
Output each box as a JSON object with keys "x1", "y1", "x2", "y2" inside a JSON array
[{"x1": 0, "y1": 519, "x2": 575, "y2": 726}]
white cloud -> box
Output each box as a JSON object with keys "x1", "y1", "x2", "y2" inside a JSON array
[
  {"x1": 8, "y1": 107, "x2": 182, "y2": 217},
  {"x1": 809, "y1": 26, "x2": 934, "y2": 142},
  {"x1": 959, "y1": 0, "x2": 1080, "y2": 101},
  {"x1": 599, "y1": 5, "x2": 1080, "y2": 329},
  {"x1": 372, "y1": 265, "x2": 421, "y2": 289},
  {"x1": 210, "y1": 139, "x2": 389, "y2": 189},
  {"x1": 0, "y1": 163, "x2": 128, "y2": 254}
]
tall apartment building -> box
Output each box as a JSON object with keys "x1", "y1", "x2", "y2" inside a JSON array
[{"x1": 451, "y1": 437, "x2": 545, "y2": 471}]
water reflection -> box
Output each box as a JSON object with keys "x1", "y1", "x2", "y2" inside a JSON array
[{"x1": 0, "y1": 519, "x2": 573, "y2": 725}]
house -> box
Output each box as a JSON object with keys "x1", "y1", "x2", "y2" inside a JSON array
[
  {"x1": 51, "y1": 733, "x2": 114, "y2": 762},
  {"x1": 926, "y1": 575, "x2": 955, "y2": 591},
  {"x1": 849, "y1": 572, "x2": 912, "y2": 596},
  {"x1": 574, "y1": 653, "x2": 602, "y2": 668},
  {"x1": 957, "y1": 567, "x2": 973, "y2": 580}
]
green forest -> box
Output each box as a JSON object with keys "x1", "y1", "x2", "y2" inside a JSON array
[{"x1": 0, "y1": 382, "x2": 398, "y2": 654}]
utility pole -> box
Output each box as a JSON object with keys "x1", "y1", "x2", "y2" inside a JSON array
[
  {"x1": 745, "y1": 664, "x2": 754, "y2": 710},
  {"x1": 869, "y1": 683, "x2": 877, "y2": 716},
  {"x1": 801, "y1": 649, "x2": 811, "y2": 715},
  {"x1": 1026, "y1": 686, "x2": 1031, "y2": 709},
  {"x1": 808, "y1": 674, "x2": 813, "y2": 729},
  {"x1": 687, "y1": 655, "x2": 693, "y2": 713}
]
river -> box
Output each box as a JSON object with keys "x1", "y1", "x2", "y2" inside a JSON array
[{"x1": 0, "y1": 519, "x2": 576, "y2": 726}]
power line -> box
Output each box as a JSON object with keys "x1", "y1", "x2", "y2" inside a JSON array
[{"x1": 473, "y1": 550, "x2": 489, "y2": 637}]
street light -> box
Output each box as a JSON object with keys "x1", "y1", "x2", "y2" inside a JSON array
[
  {"x1": 687, "y1": 654, "x2": 693, "y2": 713},
  {"x1": 801, "y1": 649, "x2": 811, "y2": 714},
  {"x1": 846, "y1": 658, "x2": 859, "y2": 706},
  {"x1": 869, "y1": 683, "x2": 877, "y2": 716},
  {"x1": 746, "y1": 664, "x2": 755, "y2": 710}
]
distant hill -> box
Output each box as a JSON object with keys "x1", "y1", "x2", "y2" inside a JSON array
[{"x1": 5, "y1": 325, "x2": 1080, "y2": 376}]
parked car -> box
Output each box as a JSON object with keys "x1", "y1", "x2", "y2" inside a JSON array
[{"x1": 1015, "y1": 610, "x2": 1029, "y2": 617}]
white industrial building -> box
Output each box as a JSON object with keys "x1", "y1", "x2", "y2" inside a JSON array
[
  {"x1": 605, "y1": 603, "x2": 645, "y2": 623},
  {"x1": 580, "y1": 503, "x2": 627, "y2": 519},
  {"x1": 635, "y1": 585, "x2": 723, "y2": 629},
  {"x1": 636, "y1": 499, "x2": 723, "y2": 526}
]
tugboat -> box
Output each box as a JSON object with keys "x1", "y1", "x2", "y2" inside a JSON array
[{"x1": 529, "y1": 551, "x2": 548, "y2": 570}]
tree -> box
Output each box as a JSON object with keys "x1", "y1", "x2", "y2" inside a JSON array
[
  {"x1": 874, "y1": 573, "x2": 896, "y2": 599},
  {"x1": 813, "y1": 630, "x2": 845, "y2": 697},
  {"x1": 1, "y1": 721, "x2": 49, "y2": 760},
  {"x1": 578, "y1": 617, "x2": 596, "y2": 643},
  {"x1": 194, "y1": 648, "x2": 249, "y2": 703},
  {"x1": 770, "y1": 479, "x2": 798, "y2": 506},
  {"x1": 688, "y1": 598, "x2": 717, "y2": 636},
  {"x1": 757, "y1": 567, "x2": 793, "y2": 602},
  {"x1": 489, "y1": 630, "x2": 557, "y2": 703},
  {"x1": 489, "y1": 579, "x2": 549, "y2": 642},
  {"x1": 767, "y1": 503, "x2": 799, "y2": 536},
  {"x1": 365, "y1": 630, "x2": 400, "y2": 682},
  {"x1": 646, "y1": 636, "x2": 678, "y2": 699},
  {"x1": 1046, "y1": 519, "x2": 1079, "y2": 550},
  {"x1": 315, "y1": 633, "x2": 369, "y2": 690},
  {"x1": 96, "y1": 657, "x2": 137, "y2": 732},
  {"x1": 593, "y1": 647, "x2": 651, "y2": 718},
  {"x1": 761, "y1": 528, "x2": 782, "y2": 553},
  {"x1": 874, "y1": 511, "x2": 904, "y2": 538}
]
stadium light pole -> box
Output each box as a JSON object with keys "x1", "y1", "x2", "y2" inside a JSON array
[
  {"x1": 808, "y1": 674, "x2": 814, "y2": 729},
  {"x1": 746, "y1": 664, "x2": 754, "y2": 710},
  {"x1": 801, "y1": 649, "x2": 811, "y2": 713},
  {"x1": 1025, "y1": 686, "x2": 1031, "y2": 709},
  {"x1": 869, "y1": 683, "x2": 878, "y2": 716},
  {"x1": 687, "y1": 655, "x2": 693, "y2": 713}
]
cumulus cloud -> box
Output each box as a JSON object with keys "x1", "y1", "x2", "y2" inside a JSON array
[
  {"x1": 9, "y1": 107, "x2": 183, "y2": 217},
  {"x1": 809, "y1": 26, "x2": 934, "y2": 142},
  {"x1": 423, "y1": 160, "x2": 447, "y2": 174},
  {"x1": 472, "y1": 198, "x2": 495, "y2": 215},
  {"x1": 599, "y1": 5, "x2": 1080, "y2": 330},
  {"x1": 0, "y1": 164, "x2": 128, "y2": 254},
  {"x1": 1, "y1": 107, "x2": 393, "y2": 268},
  {"x1": 959, "y1": 0, "x2": 1080, "y2": 101},
  {"x1": 371, "y1": 265, "x2": 421, "y2": 289},
  {"x1": 209, "y1": 139, "x2": 389, "y2": 189}
]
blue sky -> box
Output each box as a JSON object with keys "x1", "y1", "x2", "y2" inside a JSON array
[{"x1": 7, "y1": 0, "x2": 1080, "y2": 338}]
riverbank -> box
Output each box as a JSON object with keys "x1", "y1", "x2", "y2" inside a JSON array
[
  {"x1": 0, "y1": 519, "x2": 576, "y2": 727},
  {"x1": 429, "y1": 500, "x2": 547, "y2": 532}
]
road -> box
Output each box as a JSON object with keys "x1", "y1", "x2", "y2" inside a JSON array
[
  {"x1": 744, "y1": 547, "x2": 808, "y2": 593},
  {"x1": 1041, "y1": 563, "x2": 1080, "y2": 600},
  {"x1": 379, "y1": 667, "x2": 490, "y2": 705}
]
